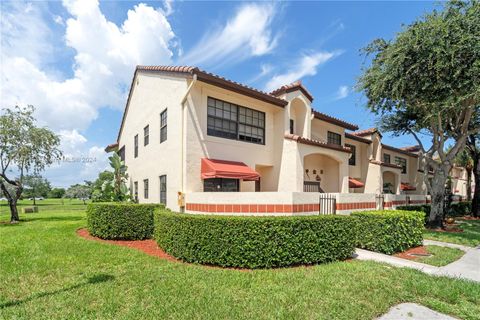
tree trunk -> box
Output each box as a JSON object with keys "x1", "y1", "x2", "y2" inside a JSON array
[
  {"x1": 9, "y1": 199, "x2": 19, "y2": 223},
  {"x1": 427, "y1": 168, "x2": 448, "y2": 229},
  {"x1": 472, "y1": 157, "x2": 480, "y2": 218}
]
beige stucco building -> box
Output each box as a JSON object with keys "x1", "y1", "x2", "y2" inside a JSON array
[{"x1": 106, "y1": 66, "x2": 473, "y2": 214}]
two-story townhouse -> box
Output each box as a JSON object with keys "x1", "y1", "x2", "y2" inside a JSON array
[{"x1": 106, "y1": 66, "x2": 470, "y2": 214}]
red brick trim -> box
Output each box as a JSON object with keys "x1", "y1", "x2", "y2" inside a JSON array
[
  {"x1": 186, "y1": 203, "x2": 319, "y2": 214},
  {"x1": 336, "y1": 202, "x2": 376, "y2": 210}
]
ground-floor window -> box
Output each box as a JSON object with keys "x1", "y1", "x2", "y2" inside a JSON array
[
  {"x1": 203, "y1": 178, "x2": 239, "y2": 192},
  {"x1": 143, "y1": 179, "x2": 149, "y2": 199},
  {"x1": 133, "y1": 181, "x2": 138, "y2": 202},
  {"x1": 159, "y1": 175, "x2": 167, "y2": 205}
]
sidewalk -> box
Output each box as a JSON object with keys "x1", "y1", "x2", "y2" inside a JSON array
[{"x1": 355, "y1": 240, "x2": 480, "y2": 283}]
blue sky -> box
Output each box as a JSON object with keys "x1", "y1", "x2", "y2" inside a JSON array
[{"x1": 1, "y1": 0, "x2": 439, "y2": 187}]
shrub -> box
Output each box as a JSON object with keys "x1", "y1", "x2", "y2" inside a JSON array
[
  {"x1": 397, "y1": 205, "x2": 431, "y2": 224},
  {"x1": 352, "y1": 210, "x2": 424, "y2": 254},
  {"x1": 398, "y1": 201, "x2": 472, "y2": 220},
  {"x1": 154, "y1": 210, "x2": 357, "y2": 269},
  {"x1": 450, "y1": 202, "x2": 471, "y2": 216},
  {"x1": 87, "y1": 203, "x2": 162, "y2": 240}
]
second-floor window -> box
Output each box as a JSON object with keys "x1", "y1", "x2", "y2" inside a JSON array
[
  {"x1": 289, "y1": 119, "x2": 294, "y2": 134},
  {"x1": 346, "y1": 144, "x2": 356, "y2": 166},
  {"x1": 160, "y1": 109, "x2": 167, "y2": 143},
  {"x1": 143, "y1": 179, "x2": 149, "y2": 199},
  {"x1": 327, "y1": 131, "x2": 341, "y2": 146},
  {"x1": 144, "y1": 125, "x2": 149, "y2": 146},
  {"x1": 383, "y1": 153, "x2": 391, "y2": 164},
  {"x1": 395, "y1": 156, "x2": 407, "y2": 174},
  {"x1": 134, "y1": 134, "x2": 138, "y2": 158},
  {"x1": 207, "y1": 97, "x2": 265, "y2": 145}
]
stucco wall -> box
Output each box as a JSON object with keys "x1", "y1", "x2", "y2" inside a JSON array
[
  {"x1": 184, "y1": 81, "x2": 283, "y2": 194},
  {"x1": 118, "y1": 72, "x2": 187, "y2": 211}
]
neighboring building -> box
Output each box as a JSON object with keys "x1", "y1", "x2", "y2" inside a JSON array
[{"x1": 106, "y1": 66, "x2": 472, "y2": 213}]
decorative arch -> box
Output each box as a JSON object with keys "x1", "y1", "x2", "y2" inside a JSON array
[{"x1": 288, "y1": 96, "x2": 310, "y2": 137}]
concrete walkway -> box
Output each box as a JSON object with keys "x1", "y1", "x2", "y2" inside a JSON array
[
  {"x1": 355, "y1": 240, "x2": 480, "y2": 283},
  {"x1": 377, "y1": 303, "x2": 457, "y2": 320}
]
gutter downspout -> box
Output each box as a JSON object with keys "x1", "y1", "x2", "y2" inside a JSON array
[{"x1": 180, "y1": 74, "x2": 197, "y2": 204}]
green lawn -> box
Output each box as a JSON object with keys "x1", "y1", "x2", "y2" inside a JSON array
[
  {"x1": 1, "y1": 209, "x2": 480, "y2": 319},
  {"x1": 414, "y1": 245, "x2": 465, "y2": 267},
  {"x1": 424, "y1": 219, "x2": 480, "y2": 247}
]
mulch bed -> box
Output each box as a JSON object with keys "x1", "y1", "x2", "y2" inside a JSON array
[
  {"x1": 76, "y1": 228, "x2": 179, "y2": 263},
  {"x1": 463, "y1": 216, "x2": 480, "y2": 221},
  {"x1": 394, "y1": 246, "x2": 430, "y2": 261}
]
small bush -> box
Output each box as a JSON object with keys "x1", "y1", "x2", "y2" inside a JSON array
[
  {"x1": 87, "y1": 203, "x2": 162, "y2": 240},
  {"x1": 352, "y1": 210, "x2": 424, "y2": 254},
  {"x1": 450, "y1": 202, "x2": 471, "y2": 216},
  {"x1": 154, "y1": 210, "x2": 356, "y2": 268}
]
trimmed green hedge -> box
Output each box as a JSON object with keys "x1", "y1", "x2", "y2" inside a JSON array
[
  {"x1": 87, "y1": 203, "x2": 162, "y2": 240},
  {"x1": 397, "y1": 201, "x2": 472, "y2": 220},
  {"x1": 352, "y1": 210, "x2": 424, "y2": 254},
  {"x1": 154, "y1": 210, "x2": 357, "y2": 268}
]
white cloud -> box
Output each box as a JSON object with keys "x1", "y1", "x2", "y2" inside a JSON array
[
  {"x1": 335, "y1": 85, "x2": 349, "y2": 100},
  {"x1": 2, "y1": 0, "x2": 176, "y2": 132},
  {"x1": 45, "y1": 131, "x2": 109, "y2": 187},
  {"x1": 180, "y1": 3, "x2": 279, "y2": 68},
  {"x1": 264, "y1": 51, "x2": 341, "y2": 92},
  {"x1": 248, "y1": 63, "x2": 273, "y2": 83},
  {"x1": 1, "y1": 0, "x2": 177, "y2": 186}
]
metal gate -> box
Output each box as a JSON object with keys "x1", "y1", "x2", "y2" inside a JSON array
[
  {"x1": 376, "y1": 194, "x2": 385, "y2": 210},
  {"x1": 319, "y1": 194, "x2": 336, "y2": 215}
]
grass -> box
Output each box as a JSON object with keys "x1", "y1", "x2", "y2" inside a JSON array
[
  {"x1": 1, "y1": 207, "x2": 480, "y2": 319},
  {"x1": 424, "y1": 219, "x2": 480, "y2": 247},
  {"x1": 414, "y1": 245, "x2": 465, "y2": 267}
]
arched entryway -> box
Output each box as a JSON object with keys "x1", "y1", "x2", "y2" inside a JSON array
[
  {"x1": 289, "y1": 97, "x2": 309, "y2": 137},
  {"x1": 303, "y1": 153, "x2": 341, "y2": 193},
  {"x1": 382, "y1": 170, "x2": 400, "y2": 194}
]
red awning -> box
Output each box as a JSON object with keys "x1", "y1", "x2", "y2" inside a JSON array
[
  {"x1": 349, "y1": 177, "x2": 365, "y2": 188},
  {"x1": 201, "y1": 158, "x2": 260, "y2": 181},
  {"x1": 401, "y1": 183, "x2": 416, "y2": 191}
]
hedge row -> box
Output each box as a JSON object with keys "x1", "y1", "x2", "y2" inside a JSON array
[
  {"x1": 87, "y1": 203, "x2": 163, "y2": 240},
  {"x1": 352, "y1": 210, "x2": 424, "y2": 254},
  {"x1": 397, "y1": 201, "x2": 472, "y2": 220},
  {"x1": 154, "y1": 210, "x2": 357, "y2": 269}
]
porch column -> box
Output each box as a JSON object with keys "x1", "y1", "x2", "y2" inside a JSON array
[
  {"x1": 395, "y1": 174, "x2": 401, "y2": 194},
  {"x1": 339, "y1": 161, "x2": 349, "y2": 193},
  {"x1": 375, "y1": 143, "x2": 382, "y2": 162}
]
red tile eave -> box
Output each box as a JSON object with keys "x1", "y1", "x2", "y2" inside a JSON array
[
  {"x1": 285, "y1": 134, "x2": 352, "y2": 153},
  {"x1": 105, "y1": 142, "x2": 119, "y2": 153},
  {"x1": 350, "y1": 127, "x2": 380, "y2": 137},
  {"x1": 312, "y1": 110, "x2": 358, "y2": 131},
  {"x1": 270, "y1": 83, "x2": 315, "y2": 102},
  {"x1": 382, "y1": 144, "x2": 419, "y2": 158},
  {"x1": 345, "y1": 132, "x2": 372, "y2": 144},
  {"x1": 370, "y1": 159, "x2": 403, "y2": 170}
]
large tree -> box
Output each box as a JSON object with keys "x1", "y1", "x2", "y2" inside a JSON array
[
  {"x1": 23, "y1": 174, "x2": 52, "y2": 205},
  {"x1": 0, "y1": 106, "x2": 62, "y2": 222},
  {"x1": 357, "y1": 0, "x2": 480, "y2": 228}
]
